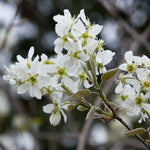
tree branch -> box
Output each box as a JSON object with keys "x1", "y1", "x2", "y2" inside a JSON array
[{"x1": 98, "y1": 0, "x2": 150, "y2": 52}]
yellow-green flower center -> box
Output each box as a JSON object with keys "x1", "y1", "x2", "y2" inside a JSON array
[
  {"x1": 78, "y1": 72, "x2": 86, "y2": 81},
  {"x1": 135, "y1": 95, "x2": 143, "y2": 106},
  {"x1": 69, "y1": 51, "x2": 81, "y2": 59},
  {"x1": 121, "y1": 95, "x2": 128, "y2": 101},
  {"x1": 27, "y1": 74, "x2": 37, "y2": 85},
  {"x1": 141, "y1": 80, "x2": 150, "y2": 90},
  {"x1": 53, "y1": 100, "x2": 58, "y2": 108},
  {"x1": 56, "y1": 67, "x2": 67, "y2": 79},
  {"x1": 127, "y1": 64, "x2": 136, "y2": 73},
  {"x1": 42, "y1": 60, "x2": 54, "y2": 65}
]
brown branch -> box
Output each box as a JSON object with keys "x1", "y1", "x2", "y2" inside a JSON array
[
  {"x1": 98, "y1": 88, "x2": 150, "y2": 149},
  {"x1": 98, "y1": 0, "x2": 150, "y2": 52},
  {"x1": 0, "y1": 0, "x2": 23, "y2": 50},
  {"x1": 76, "y1": 97, "x2": 101, "y2": 150},
  {"x1": 115, "y1": 115, "x2": 150, "y2": 150}
]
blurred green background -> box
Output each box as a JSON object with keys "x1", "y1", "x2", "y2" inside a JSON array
[{"x1": 0, "y1": 0, "x2": 150, "y2": 149}]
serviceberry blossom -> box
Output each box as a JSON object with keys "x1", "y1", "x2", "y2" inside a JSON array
[
  {"x1": 3, "y1": 9, "x2": 116, "y2": 126},
  {"x1": 43, "y1": 100, "x2": 67, "y2": 126},
  {"x1": 115, "y1": 51, "x2": 150, "y2": 123}
]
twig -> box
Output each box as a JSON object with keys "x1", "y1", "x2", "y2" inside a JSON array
[
  {"x1": 115, "y1": 115, "x2": 150, "y2": 150},
  {"x1": 98, "y1": 0, "x2": 150, "y2": 52},
  {"x1": 0, "y1": 0, "x2": 23, "y2": 50},
  {"x1": 98, "y1": 89, "x2": 150, "y2": 150},
  {"x1": 76, "y1": 97, "x2": 101, "y2": 150}
]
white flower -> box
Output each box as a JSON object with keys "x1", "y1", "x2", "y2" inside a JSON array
[
  {"x1": 16, "y1": 47, "x2": 37, "y2": 67},
  {"x1": 96, "y1": 50, "x2": 115, "y2": 73},
  {"x1": 43, "y1": 101, "x2": 67, "y2": 126},
  {"x1": 53, "y1": 9, "x2": 74, "y2": 54},
  {"x1": 77, "y1": 9, "x2": 90, "y2": 26},
  {"x1": 117, "y1": 83, "x2": 150, "y2": 122},
  {"x1": 78, "y1": 71, "x2": 93, "y2": 88},
  {"x1": 53, "y1": 9, "x2": 73, "y2": 27},
  {"x1": 61, "y1": 76, "x2": 79, "y2": 93},
  {"x1": 17, "y1": 59, "x2": 42, "y2": 99},
  {"x1": 71, "y1": 19, "x2": 102, "y2": 40},
  {"x1": 119, "y1": 51, "x2": 137, "y2": 73}
]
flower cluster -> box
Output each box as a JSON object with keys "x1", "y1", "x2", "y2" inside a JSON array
[
  {"x1": 115, "y1": 51, "x2": 150, "y2": 123},
  {"x1": 3, "y1": 9, "x2": 115, "y2": 126}
]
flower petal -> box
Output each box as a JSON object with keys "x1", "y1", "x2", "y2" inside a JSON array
[
  {"x1": 50, "y1": 111, "x2": 61, "y2": 126},
  {"x1": 43, "y1": 104, "x2": 54, "y2": 114},
  {"x1": 17, "y1": 82, "x2": 30, "y2": 94}
]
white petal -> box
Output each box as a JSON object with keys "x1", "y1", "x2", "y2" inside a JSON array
[
  {"x1": 10, "y1": 79, "x2": 16, "y2": 85},
  {"x1": 60, "y1": 110, "x2": 67, "y2": 123},
  {"x1": 29, "y1": 87, "x2": 34, "y2": 97},
  {"x1": 54, "y1": 38, "x2": 63, "y2": 54},
  {"x1": 123, "y1": 84, "x2": 136, "y2": 100},
  {"x1": 30, "y1": 60, "x2": 41, "y2": 74},
  {"x1": 53, "y1": 14, "x2": 62, "y2": 23},
  {"x1": 41, "y1": 54, "x2": 48, "y2": 62},
  {"x1": 96, "y1": 50, "x2": 115, "y2": 65},
  {"x1": 33, "y1": 84, "x2": 42, "y2": 99},
  {"x1": 28, "y1": 47, "x2": 34, "y2": 59},
  {"x1": 50, "y1": 111, "x2": 61, "y2": 126},
  {"x1": 115, "y1": 82, "x2": 123, "y2": 94},
  {"x1": 142, "y1": 103, "x2": 150, "y2": 113},
  {"x1": 64, "y1": 9, "x2": 71, "y2": 18},
  {"x1": 17, "y1": 82, "x2": 30, "y2": 94},
  {"x1": 126, "y1": 78, "x2": 141, "y2": 93},
  {"x1": 78, "y1": 9, "x2": 88, "y2": 25},
  {"x1": 89, "y1": 25, "x2": 103, "y2": 37},
  {"x1": 119, "y1": 63, "x2": 127, "y2": 71},
  {"x1": 136, "y1": 68, "x2": 147, "y2": 81},
  {"x1": 78, "y1": 52, "x2": 90, "y2": 61},
  {"x1": 125, "y1": 51, "x2": 133, "y2": 64},
  {"x1": 55, "y1": 23, "x2": 69, "y2": 37},
  {"x1": 71, "y1": 19, "x2": 85, "y2": 38},
  {"x1": 84, "y1": 79, "x2": 92, "y2": 88},
  {"x1": 43, "y1": 104, "x2": 54, "y2": 114},
  {"x1": 17, "y1": 55, "x2": 25, "y2": 63}
]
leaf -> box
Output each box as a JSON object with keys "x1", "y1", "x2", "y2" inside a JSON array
[
  {"x1": 65, "y1": 89, "x2": 91, "y2": 101},
  {"x1": 77, "y1": 105, "x2": 89, "y2": 111},
  {"x1": 101, "y1": 68, "x2": 118, "y2": 82},
  {"x1": 124, "y1": 128, "x2": 146, "y2": 136},
  {"x1": 86, "y1": 106, "x2": 95, "y2": 120}
]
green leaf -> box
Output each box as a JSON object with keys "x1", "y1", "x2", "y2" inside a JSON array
[
  {"x1": 101, "y1": 68, "x2": 118, "y2": 82},
  {"x1": 77, "y1": 105, "x2": 89, "y2": 111},
  {"x1": 65, "y1": 89, "x2": 91, "y2": 101},
  {"x1": 86, "y1": 106, "x2": 95, "y2": 120},
  {"x1": 124, "y1": 128, "x2": 146, "y2": 136}
]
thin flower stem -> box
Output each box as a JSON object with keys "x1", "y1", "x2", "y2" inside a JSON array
[{"x1": 98, "y1": 88, "x2": 150, "y2": 150}]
